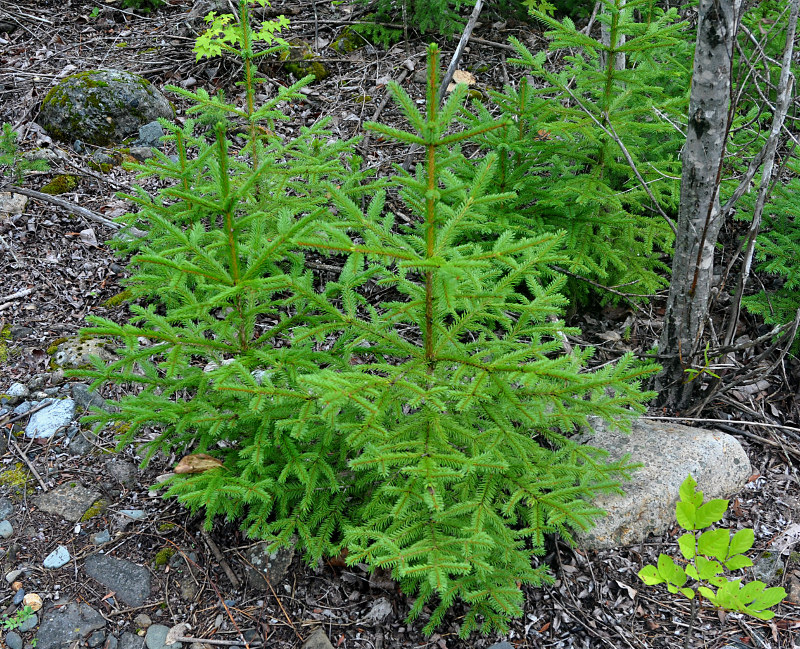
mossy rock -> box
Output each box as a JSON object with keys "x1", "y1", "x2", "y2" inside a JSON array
[
  {"x1": 38, "y1": 69, "x2": 174, "y2": 146},
  {"x1": 40, "y1": 174, "x2": 79, "y2": 195},
  {"x1": 331, "y1": 27, "x2": 366, "y2": 54},
  {"x1": 279, "y1": 41, "x2": 330, "y2": 82}
]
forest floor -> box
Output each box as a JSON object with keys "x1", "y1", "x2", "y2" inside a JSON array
[{"x1": 0, "y1": 0, "x2": 799, "y2": 648}]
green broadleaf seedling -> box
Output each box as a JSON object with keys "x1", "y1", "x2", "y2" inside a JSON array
[{"x1": 639, "y1": 475, "x2": 786, "y2": 643}]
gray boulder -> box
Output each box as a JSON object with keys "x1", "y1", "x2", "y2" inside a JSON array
[
  {"x1": 38, "y1": 70, "x2": 173, "y2": 146},
  {"x1": 575, "y1": 418, "x2": 751, "y2": 549}
]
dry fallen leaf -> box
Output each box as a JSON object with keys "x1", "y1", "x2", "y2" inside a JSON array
[
  {"x1": 165, "y1": 622, "x2": 191, "y2": 644},
  {"x1": 174, "y1": 453, "x2": 224, "y2": 474},
  {"x1": 446, "y1": 69, "x2": 477, "y2": 92}
]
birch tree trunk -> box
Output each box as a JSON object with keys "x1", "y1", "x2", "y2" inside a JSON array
[{"x1": 655, "y1": 0, "x2": 742, "y2": 411}]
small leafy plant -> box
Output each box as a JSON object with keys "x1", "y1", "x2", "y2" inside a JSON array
[
  {"x1": 0, "y1": 605, "x2": 34, "y2": 631},
  {"x1": 0, "y1": 123, "x2": 50, "y2": 184},
  {"x1": 639, "y1": 475, "x2": 786, "y2": 621}
]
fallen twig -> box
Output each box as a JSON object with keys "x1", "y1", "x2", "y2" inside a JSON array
[
  {"x1": 201, "y1": 529, "x2": 241, "y2": 590},
  {"x1": 2, "y1": 185, "x2": 147, "y2": 238}
]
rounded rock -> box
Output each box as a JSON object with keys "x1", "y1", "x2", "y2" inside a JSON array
[{"x1": 38, "y1": 70, "x2": 174, "y2": 146}]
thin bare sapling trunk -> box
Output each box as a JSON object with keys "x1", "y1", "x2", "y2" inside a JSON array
[{"x1": 655, "y1": 0, "x2": 742, "y2": 411}]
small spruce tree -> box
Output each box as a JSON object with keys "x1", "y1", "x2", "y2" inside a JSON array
[
  {"x1": 458, "y1": 0, "x2": 691, "y2": 303},
  {"x1": 77, "y1": 30, "x2": 659, "y2": 636}
]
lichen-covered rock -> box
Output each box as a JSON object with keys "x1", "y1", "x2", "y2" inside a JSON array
[
  {"x1": 51, "y1": 336, "x2": 116, "y2": 370},
  {"x1": 38, "y1": 70, "x2": 174, "y2": 146},
  {"x1": 574, "y1": 417, "x2": 752, "y2": 549}
]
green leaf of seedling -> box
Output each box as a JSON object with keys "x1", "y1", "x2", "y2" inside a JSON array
[
  {"x1": 678, "y1": 532, "x2": 696, "y2": 560},
  {"x1": 738, "y1": 580, "x2": 765, "y2": 605},
  {"x1": 637, "y1": 565, "x2": 663, "y2": 585},
  {"x1": 697, "y1": 528, "x2": 730, "y2": 561},
  {"x1": 658, "y1": 554, "x2": 687, "y2": 587},
  {"x1": 679, "y1": 474, "x2": 704, "y2": 507},
  {"x1": 679, "y1": 474, "x2": 696, "y2": 500},
  {"x1": 695, "y1": 499, "x2": 729, "y2": 528},
  {"x1": 680, "y1": 587, "x2": 695, "y2": 599},
  {"x1": 685, "y1": 564, "x2": 699, "y2": 580},
  {"x1": 675, "y1": 501, "x2": 697, "y2": 530},
  {"x1": 638, "y1": 565, "x2": 665, "y2": 586},
  {"x1": 695, "y1": 555, "x2": 723, "y2": 581},
  {"x1": 729, "y1": 528, "x2": 755, "y2": 555},
  {"x1": 697, "y1": 585, "x2": 717, "y2": 603},
  {"x1": 752, "y1": 585, "x2": 786, "y2": 610},
  {"x1": 724, "y1": 554, "x2": 753, "y2": 571}
]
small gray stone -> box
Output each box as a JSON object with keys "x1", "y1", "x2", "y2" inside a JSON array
[
  {"x1": 133, "y1": 614, "x2": 152, "y2": 629},
  {"x1": 52, "y1": 337, "x2": 116, "y2": 371},
  {"x1": 144, "y1": 624, "x2": 181, "y2": 649},
  {"x1": 118, "y1": 632, "x2": 145, "y2": 649},
  {"x1": 36, "y1": 601, "x2": 106, "y2": 649},
  {"x1": 487, "y1": 644, "x2": 514, "y2": 649},
  {"x1": 67, "y1": 430, "x2": 96, "y2": 456},
  {"x1": 43, "y1": 545, "x2": 71, "y2": 569},
  {"x1": 243, "y1": 542, "x2": 294, "y2": 590},
  {"x1": 71, "y1": 383, "x2": 111, "y2": 413},
  {"x1": 92, "y1": 151, "x2": 114, "y2": 165},
  {"x1": 5, "y1": 383, "x2": 29, "y2": 405},
  {"x1": 39, "y1": 70, "x2": 174, "y2": 147},
  {"x1": 129, "y1": 146, "x2": 155, "y2": 162},
  {"x1": 574, "y1": 418, "x2": 751, "y2": 549},
  {"x1": 106, "y1": 635, "x2": 119, "y2": 649},
  {"x1": 5, "y1": 631, "x2": 22, "y2": 649},
  {"x1": 73, "y1": 139, "x2": 84, "y2": 153},
  {"x1": 35, "y1": 483, "x2": 102, "y2": 522},
  {"x1": 0, "y1": 520, "x2": 13, "y2": 539},
  {"x1": 105, "y1": 461, "x2": 138, "y2": 488},
  {"x1": 6, "y1": 569, "x2": 22, "y2": 583},
  {"x1": 16, "y1": 612, "x2": 37, "y2": 632},
  {"x1": 25, "y1": 399, "x2": 76, "y2": 439},
  {"x1": 301, "y1": 628, "x2": 333, "y2": 649},
  {"x1": 92, "y1": 530, "x2": 111, "y2": 545},
  {"x1": 12, "y1": 588, "x2": 24, "y2": 604},
  {"x1": 13, "y1": 402, "x2": 31, "y2": 416},
  {"x1": 88, "y1": 630, "x2": 106, "y2": 648},
  {"x1": 0, "y1": 498, "x2": 14, "y2": 520},
  {"x1": 85, "y1": 554, "x2": 151, "y2": 607},
  {"x1": 135, "y1": 121, "x2": 164, "y2": 148}
]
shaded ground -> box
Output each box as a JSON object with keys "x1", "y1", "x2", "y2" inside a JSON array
[{"x1": 0, "y1": 1, "x2": 799, "y2": 648}]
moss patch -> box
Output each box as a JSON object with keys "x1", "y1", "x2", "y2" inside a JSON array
[
  {"x1": 331, "y1": 28, "x2": 366, "y2": 54},
  {"x1": 154, "y1": 547, "x2": 175, "y2": 566},
  {"x1": 0, "y1": 464, "x2": 33, "y2": 496},
  {"x1": 279, "y1": 41, "x2": 330, "y2": 82},
  {"x1": 80, "y1": 499, "x2": 108, "y2": 522},
  {"x1": 40, "y1": 174, "x2": 78, "y2": 195},
  {"x1": 102, "y1": 290, "x2": 131, "y2": 308}
]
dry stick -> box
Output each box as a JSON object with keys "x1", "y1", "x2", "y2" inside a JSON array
[
  {"x1": 1, "y1": 402, "x2": 55, "y2": 493},
  {"x1": 401, "y1": 0, "x2": 485, "y2": 171},
  {"x1": 722, "y1": 0, "x2": 800, "y2": 349},
  {"x1": 0, "y1": 287, "x2": 33, "y2": 311},
  {"x1": 174, "y1": 638, "x2": 261, "y2": 648},
  {"x1": 2, "y1": 185, "x2": 147, "y2": 238},
  {"x1": 437, "y1": 0, "x2": 484, "y2": 106},
  {"x1": 200, "y1": 529, "x2": 241, "y2": 590}
]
